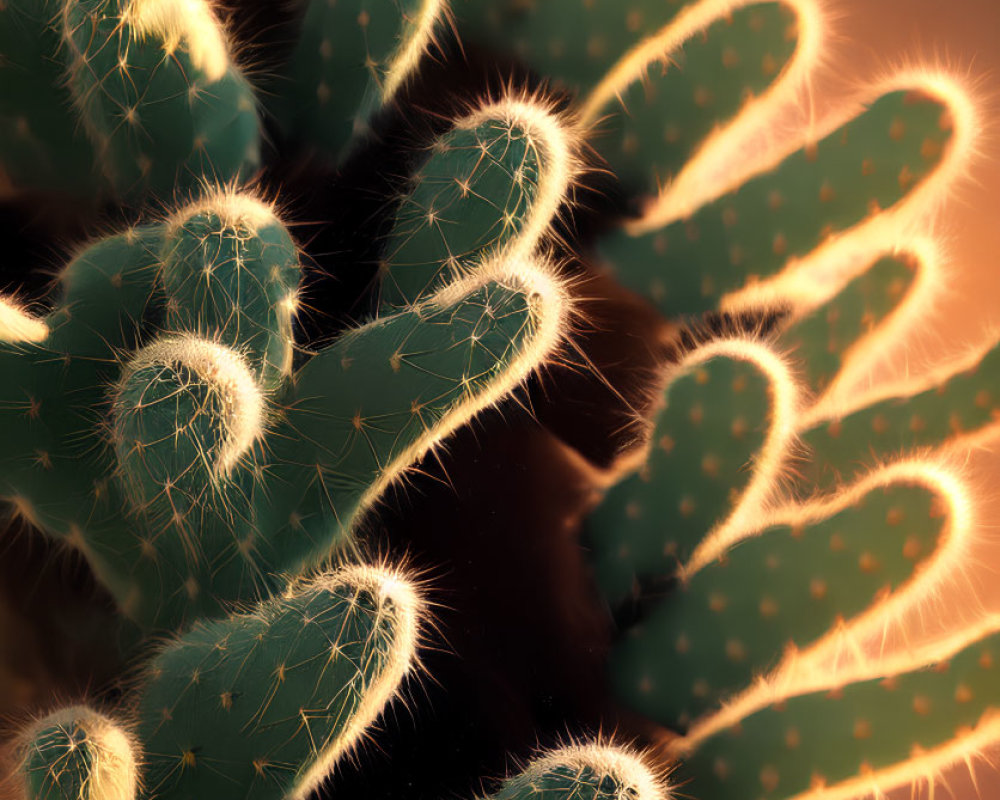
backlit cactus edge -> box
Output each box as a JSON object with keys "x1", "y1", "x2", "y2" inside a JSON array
[{"x1": 0, "y1": 0, "x2": 994, "y2": 799}]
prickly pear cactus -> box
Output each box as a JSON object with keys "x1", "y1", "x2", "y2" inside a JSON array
[
  {"x1": 0, "y1": 0, "x2": 260, "y2": 200},
  {"x1": 267, "y1": 0, "x2": 449, "y2": 157},
  {"x1": 13, "y1": 563, "x2": 425, "y2": 800},
  {"x1": 0, "y1": 182, "x2": 568, "y2": 633},
  {"x1": 4, "y1": 1, "x2": 997, "y2": 800},
  {"x1": 572, "y1": 1, "x2": 996, "y2": 798}
]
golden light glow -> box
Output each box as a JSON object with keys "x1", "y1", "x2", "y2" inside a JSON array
[
  {"x1": 678, "y1": 456, "x2": 978, "y2": 751},
  {"x1": 721, "y1": 69, "x2": 982, "y2": 319},
  {"x1": 289, "y1": 563, "x2": 423, "y2": 800},
  {"x1": 0, "y1": 296, "x2": 48, "y2": 343},
  {"x1": 458, "y1": 92, "x2": 581, "y2": 264},
  {"x1": 167, "y1": 187, "x2": 279, "y2": 234},
  {"x1": 676, "y1": 337, "x2": 806, "y2": 578},
  {"x1": 516, "y1": 741, "x2": 669, "y2": 800},
  {"x1": 783, "y1": 708, "x2": 1000, "y2": 800},
  {"x1": 795, "y1": 236, "x2": 956, "y2": 428},
  {"x1": 17, "y1": 705, "x2": 138, "y2": 800},
  {"x1": 353, "y1": 253, "x2": 572, "y2": 527},
  {"x1": 118, "y1": 334, "x2": 265, "y2": 478},
  {"x1": 381, "y1": 0, "x2": 449, "y2": 101},
  {"x1": 586, "y1": 0, "x2": 829, "y2": 232},
  {"x1": 124, "y1": 0, "x2": 230, "y2": 82}
]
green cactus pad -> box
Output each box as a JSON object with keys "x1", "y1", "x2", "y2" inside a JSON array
[
  {"x1": 591, "y1": 3, "x2": 798, "y2": 195},
  {"x1": 612, "y1": 482, "x2": 941, "y2": 730},
  {"x1": 489, "y1": 744, "x2": 666, "y2": 800},
  {"x1": 139, "y1": 565, "x2": 421, "y2": 800},
  {"x1": 0, "y1": 0, "x2": 259, "y2": 199},
  {"x1": 381, "y1": 111, "x2": 542, "y2": 309},
  {"x1": 18, "y1": 707, "x2": 136, "y2": 800},
  {"x1": 260, "y1": 267, "x2": 558, "y2": 563},
  {"x1": 456, "y1": 2, "x2": 798, "y2": 196},
  {"x1": 800, "y1": 342, "x2": 1000, "y2": 488},
  {"x1": 586, "y1": 348, "x2": 772, "y2": 605},
  {"x1": 0, "y1": 0, "x2": 100, "y2": 193},
  {"x1": 159, "y1": 197, "x2": 301, "y2": 386},
  {"x1": 597, "y1": 89, "x2": 952, "y2": 316},
  {"x1": 456, "y1": 0, "x2": 687, "y2": 93},
  {"x1": 0, "y1": 192, "x2": 566, "y2": 631},
  {"x1": 269, "y1": 0, "x2": 445, "y2": 158},
  {"x1": 682, "y1": 629, "x2": 1000, "y2": 800},
  {"x1": 62, "y1": 0, "x2": 260, "y2": 196},
  {"x1": 0, "y1": 224, "x2": 162, "y2": 504},
  {"x1": 777, "y1": 255, "x2": 917, "y2": 395}
]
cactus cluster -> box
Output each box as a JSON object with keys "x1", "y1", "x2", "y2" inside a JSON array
[{"x1": 1, "y1": 0, "x2": 997, "y2": 800}]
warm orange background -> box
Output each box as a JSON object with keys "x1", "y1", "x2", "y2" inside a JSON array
[
  {"x1": 811, "y1": 0, "x2": 999, "y2": 353},
  {"x1": 783, "y1": 2, "x2": 1000, "y2": 796}
]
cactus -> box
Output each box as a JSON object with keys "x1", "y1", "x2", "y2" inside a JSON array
[
  {"x1": 16, "y1": 706, "x2": 138, "y2": 800},
  {"x1": 380, "y1": 94, "x2": 578, "y2": 308},
  {"x1": 13, "y1": 563, "x2": 424, "y2": 800},
  {"x1": 4, "y1": 1, "x2": 999, "y2": 800},
  {"x1": 267, "y1": 0, "x2": 448, "y2": 158},
  {"x1": 0, "y1": 0, "x2": 259, "y2": 199},
  {"x1": 488, "y1": 743, "x2": 667, "y2": 800},
  {"x1": 457, "y1": 1, "x2": 803, "y2": 197},
  {"x1": 596, "y1": 89, "x2": 952, "y2": 317},
  {"x1": 0, "y1": 182, "x2": 569, "y2": 632},
  {"x1": 18, "y1": 704, "x2": 670, "y2": 800},
  {"x1": 577, "y1": 1, "x2": 996, "y2": 795}
]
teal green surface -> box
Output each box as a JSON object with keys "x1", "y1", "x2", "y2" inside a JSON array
[
  {"x1": 160, "y1": 207, "x2": 301, "y2": 386},
  {"x1": 0, "y1": 197, "x2": 546, "y2": 632},
  {"x1": 683, "y1": 630, "x2": 1000, "y2": 800},
  {"x1": 139, "y1": 570, "x2": 407, "y2": 800},
  {"x1": 456, "y1": 2, "x2": 797, "y2": 196},
  {"x1": 598, "y1": 91, "x2": 951, "y2": 316},
  {"x1": 612, "y1": 484, "x2": 941, "y2": 729},
  {"x1": 382, "y1": 118, "x2": 541, "y2": 308},
  {"x1": 22, "y1": 717, "x2": 102, "y2": 800},
  {"x1": 270, "y1": 0, "x2": 438, "y2": 158},
  {"x1": 1, "y1": 0, "x2": 259, "y2": 199},
  {"x1": 587, "y1": 354, "x2": 770, "y2": 605}
]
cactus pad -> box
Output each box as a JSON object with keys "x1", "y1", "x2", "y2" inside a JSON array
[{"x1": 0, "y1": 191, "x2": 569, "y2": 631}]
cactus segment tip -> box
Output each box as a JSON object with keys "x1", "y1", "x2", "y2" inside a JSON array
[
  {"x1": 458, "y1": 91, "x2": 584, "y2": 261},
  {"x1": 0, "y1": 296, "x2": 48, "y2": 344},
  {"x1": 168, "y1": 187, "x2": 280, "y2": 234},
  {"x1": 115, "y1": 334, "x2": 266, "y2": 478},
  {"x1": 356, "y1": 253, "x2": 573, "y2": 519},
  {"x1": 122, "y1": 0, "x2": 230, "y2": 82},
  {"x1": 675, "y1": 336, "x2": 804, "y2": 578},
  {"x1": 16, "y1": 705, "x2": 138, "y2": 800},
  {"x1": 382, "y1": 0, "x2": 451, "y2": 102},
  {"x1": 513, "y1": 741, "x2": 671, "y2": 800},
  {"x1": 680, "y1": 455, "x2": 979, "y2": 752}
]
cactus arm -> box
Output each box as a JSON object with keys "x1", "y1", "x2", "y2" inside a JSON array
[
  {"x1": 158, "y1": 192, "x2": 301, "y2": 387},
  {"x1": 587, "y1": 337, "x2": 799, "y2": 605},
  {"x1": 54, "y1": 0, "x2": 259, "y2": 197},
  {"x1": 381, "y1": 94, "x2": 577, "y2": 309},
  {"x1": 16, "y1": 706, "x2": 137, "y2": 800},
  {"x1": 679, "y1": 623, "x2": 1000, "y2": 800},
  {"x1": 0, "y1": 296, "x2": 48, "y2": 344},
  {"x1": 488, "y1": 743, "x2": 668, "y2": 800},
  {"x1": 596, "y1": 88, "x2": 952, "y2": 317},
  {"x1": 261, "y1": 255, "x2": 570, "y2": 564},
  {"x1": 139, "y1": 564, "x2": 422, "y2": 800},
  {"x1": 580, "y1": 2, "x2": 801, "y2": 196},
  {"x1": 269, "y1": 0, "x2": 449, "y2": 158}
]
